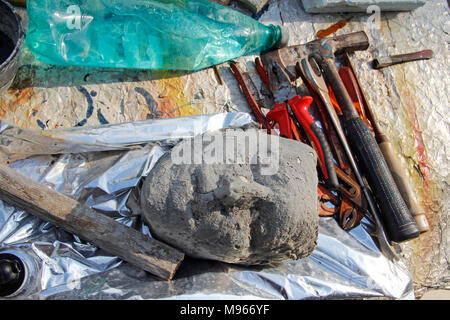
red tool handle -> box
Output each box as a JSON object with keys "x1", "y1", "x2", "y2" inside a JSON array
[
  {"x1": 229, "y1": 62, "x2": 272, "y2": 133},
  {"x1": 266, "y1": 104, "x2": 293, "y2": 139},
  {"x1": 266, "y1": 103, "x2": 304, "y2": 141},
  {"x1": 338, "y1": 66, "x2": 373, "y2": 130},
  {"x1": 255, "y1": 57, "x2": 270, "y2": 89},
  {"x1": 288, "y1": 96, "x2": 339, "y2": 190}
]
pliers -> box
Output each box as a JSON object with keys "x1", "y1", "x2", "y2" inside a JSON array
[
  {"x1": 230, "y1": 59, "x2": 339, "y2": 191},
  {"x1": 230, "y1": 58, "x2": 369, "y2": 229}
]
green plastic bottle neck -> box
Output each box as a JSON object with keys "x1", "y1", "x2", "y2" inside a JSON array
[{"x1": 268, "y1": 25, "x2": 286, "y2": 49}]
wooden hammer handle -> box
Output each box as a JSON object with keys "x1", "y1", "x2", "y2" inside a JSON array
[
  {"x1": 377, "y1": 141, "x2": 429, "y2": 232},
  {"x1": 0, "y1": 164, "x2": 184, "y2": 281}
]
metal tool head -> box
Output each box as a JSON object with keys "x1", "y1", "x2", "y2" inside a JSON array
[
  {"x1": 297, "y1": 57, "x2": 328, "y2": 94},
  {"x1": 265, "y1": 58, "x2": 297, "y2": 104},
  {"x1": 260, "y1": 31, "x2": 370, "y2": 87}
]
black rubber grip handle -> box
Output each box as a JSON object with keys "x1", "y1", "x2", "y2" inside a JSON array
[
  {"x1": 344, "y1": 117, "x2": 420, "y2": 242},
  {"x1": 310, "y1": 122, "x2": 339, "y2": 190}
]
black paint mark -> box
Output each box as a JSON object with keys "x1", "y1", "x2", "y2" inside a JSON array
[
  {"x1": 253, "y1": 3, "x2": 270, "y2": 20},
  {"x1": 97, "y1": 108, "x2": 109, "y2": 124},
  {"x1": 75, "y1": 86, "x2": 96, "y2": 127},
  {"x1": 120, "y1": 99, "x2": 125, "y2": 116},
  {"x1": 134, "y1": 87, "x2": 161, "y2": 119},
  {"x1": 37, "y1": 119, "x2": 46, "y2": 129},
  {"x1": 84, "y1": 73, "x2": 91, "y2": 82},
  {"x1": 77, "y1": 86, "x2": 94, "y2": 118},
  {"x1": 194, "y1": 88, "x2": 205, "y2": 100},
  {"x1": 414, "y1": 163, "x2": 424, "y2": 182},
  {"x1": 75, "y1": 119, "x2": 87, "y2": 127}
]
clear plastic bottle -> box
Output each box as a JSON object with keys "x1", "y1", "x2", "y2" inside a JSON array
[{"x1": 26, "y1": 0, "x2": 288, "y2": 71}]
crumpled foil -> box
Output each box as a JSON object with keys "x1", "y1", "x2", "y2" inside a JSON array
[
  {"x1": 0, "y1": 112, "x2": 414, "y2": 300},
  {"x1": 0, "y1": 0, "x2": 447, "y2": 299}
]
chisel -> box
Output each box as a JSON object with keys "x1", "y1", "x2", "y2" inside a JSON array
[{"x1": 373, "y1": 50, "x2": 433, "y2": 69}]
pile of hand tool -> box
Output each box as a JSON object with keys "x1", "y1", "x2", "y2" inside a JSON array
[{"x1": 230, "y1": 31, "x2": 430, "y2": 260}]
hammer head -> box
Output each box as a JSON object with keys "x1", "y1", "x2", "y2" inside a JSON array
[{"x1": 261, "y1": 31, "x2": 370, "y2": 85}]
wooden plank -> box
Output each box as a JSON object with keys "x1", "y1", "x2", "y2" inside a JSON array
[{"x1": 0, "y1": 164, "x2": 184, "y2": 281}]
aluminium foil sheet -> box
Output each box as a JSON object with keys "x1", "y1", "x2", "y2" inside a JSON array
[{"x1": 0, "y1": 113, "x2": 413, "y2": 300}]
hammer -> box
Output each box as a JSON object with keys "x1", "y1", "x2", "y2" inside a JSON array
[{"x1": 261, "y1": 32, "x2": 420, "y2": 244}]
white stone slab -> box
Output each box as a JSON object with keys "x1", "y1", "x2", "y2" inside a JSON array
[{"x1": 301, "y1": 0, "x2": 426, "y2": 13}]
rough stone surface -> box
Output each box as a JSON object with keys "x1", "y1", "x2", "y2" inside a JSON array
[
  {"x1": 235, "y1": 0, "x2": 270, "y2": 13},
  {"x1": 140, "y1": 128, "x2": 319, "y2": 265}
]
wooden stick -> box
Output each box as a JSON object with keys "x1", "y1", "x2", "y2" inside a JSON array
[
  {"x1": 213, "y1": 65, "x2": 224, "y2": 86},
  {"x1": 0, "y1": 164, "x2": 184, "y2": 281}
]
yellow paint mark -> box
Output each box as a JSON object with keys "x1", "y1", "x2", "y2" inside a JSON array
[
  {"x1": 153, "y1": 73, "x2": 200, "y2": 118},
  {"x1": 392, "y1": 68, "x2": 440, "y2": 288},
  {"x1": 0, "y1": 88, "x2": 33, "y2": 118}
]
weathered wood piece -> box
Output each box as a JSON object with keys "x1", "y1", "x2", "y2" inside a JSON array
[{"x1": 0, "y1": 164, "x2": 184, "y2": 281}]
